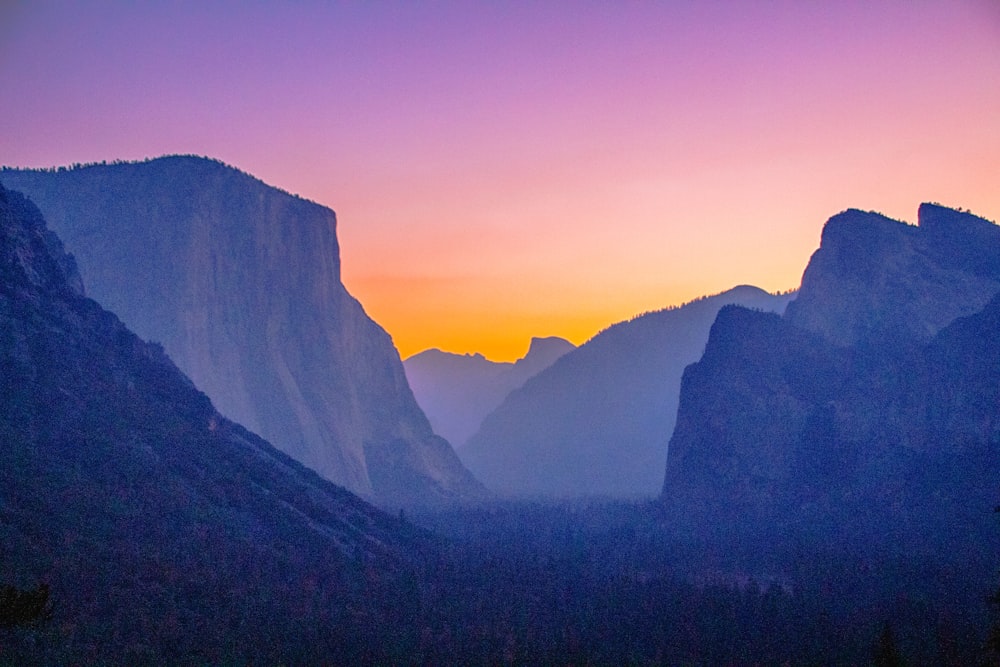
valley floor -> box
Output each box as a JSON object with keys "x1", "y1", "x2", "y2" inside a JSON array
[
  {"x1": 410, "y1": 498, "x2": 999, "y2": 666},
  {"x1": 3, "y1": 497, "x2": 997, "y2": 665}
]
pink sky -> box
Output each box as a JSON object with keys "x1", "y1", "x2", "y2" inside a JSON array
[{"x1": 2, "y1": 1, "x2": 998, "y2": 361}]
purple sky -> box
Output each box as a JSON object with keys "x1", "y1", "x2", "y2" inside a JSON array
[{"x1": 2, "y1": 1, "x2": 999, "y2": 360}]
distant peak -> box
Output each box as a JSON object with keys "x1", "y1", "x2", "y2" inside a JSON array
[
  {"x1": 819, "y1": 208, "x2": 912, "y2": 250},
  {"x1": 823, "y1": 208, "x2": 903, "y2": 229},
  {"x1": 528, "y1": 335, "x2": 573, "y2": 349},
  {"x1": 518, "y1": 336, "x2": 575, "y2": 367},
  {"x1": 722, "y1": 284, "x2": 768, "y2": 297},
  {"x1": 525, "y1": 336, "x2": 574, "y2": 355},
  {"x1": 405, "y1": 348, "x2": 494, "y2": 366}
]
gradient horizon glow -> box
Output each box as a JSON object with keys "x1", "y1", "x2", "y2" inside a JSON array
[{"x1": 2, "y1": 2, "x2": 998, "y2": 361}]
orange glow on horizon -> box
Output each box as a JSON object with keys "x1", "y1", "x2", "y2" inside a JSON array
[{"x1": 2, "y1": 2, "x2": 998, "y2": 362}]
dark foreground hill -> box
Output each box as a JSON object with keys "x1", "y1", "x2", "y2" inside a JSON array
[
  {"x1": 663, "y1": 204, "x2": 1000, "y2": 556},
  {"x1": 0, "y1": 184, "x2": 433, "y2": 663},
  {"x1": 1, "y1": 158, "x2": 482, "y2": 507},
  {"x1": 404, "y1": 336, "x2": 574, "y2": 449},
  {"x1": 463, "y1": 286, "x2": 794, "y2": 497}
]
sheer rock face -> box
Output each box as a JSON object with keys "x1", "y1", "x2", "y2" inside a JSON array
[
  {"x1": 662, "y1": 205, "x2": 1000, "y2": 552},
  {"x1": 1, "y1": 157, "x2": 482, "y2": 506},
  {"x1": 404, "y1": 336, "x2": 575, "y2": 449},
  {"x1": 461, "y1": 285, "x2": 795, "y2": 497},
  {"x1": 0, "y1": 183, "x2": 432, "y2": 662},
  {"x1": 0, "y1": 183, "x2": 409, "y2": 553}
]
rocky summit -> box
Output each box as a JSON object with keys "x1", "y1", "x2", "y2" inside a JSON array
[
  {"x1": 1, "y1": 157, "x2": 483, "y2": 506},
  {"x1": 662, "y1": 204, "x2": 1000, "y2": 555},
  {"x1": 784, "y1": 204, "x2": 1000, "y2": 347}
]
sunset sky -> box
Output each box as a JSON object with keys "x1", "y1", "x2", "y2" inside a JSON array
[{"x1": 2, "y1": 1, "x2": 998, "y2": 361}]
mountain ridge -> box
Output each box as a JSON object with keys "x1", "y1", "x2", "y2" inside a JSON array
[
  {"x1": 404, "y1": 336, "x2": 574, "y2": 449},
  {"x1": 462, "y1": 285, "x2": 795, "y2": 496}
]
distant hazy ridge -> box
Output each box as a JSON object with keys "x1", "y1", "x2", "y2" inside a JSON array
[
  {"x1": 462, "y1": 285, "x2": 795, "y2": 496},
  {"x1": 404, "y1": 336, "x2": 575, "y2": 449}
]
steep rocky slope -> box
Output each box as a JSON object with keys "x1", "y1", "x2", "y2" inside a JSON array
[
  {"x1": 0, "y1": 184, "x2": 433, "y2": 662},
  {"x1": 1, "y1": 157, "x2": 482, "y2": 506},
  {"x1": 662, "y1": 204, "x2": 1000, "y2": 553},
  {"x1": 404, "y1": 336, "x2": 574, "y2": 449},
  {"x1": 462, "y1": 286, "x2": 795, "y2": 496}
]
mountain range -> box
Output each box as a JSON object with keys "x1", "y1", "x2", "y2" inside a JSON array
[
  {"x1": 662, "y1": 204, "x2": 1000, "y2": 555},
  {"x1": 0, "y1": 183, "x2": 432, "y2": 662},
  {"x1": 1, "y1": 157, "x2": 482, "y2": 507},
  {"x1": 461, "y1": 285, "x2": 795, "y2": 496},
  {"x1": 2, "y1": 161, "x2": 998, "y2": 663},
  {"x1": 404, "y1": 336, "x2": 574, "y2": 449}
]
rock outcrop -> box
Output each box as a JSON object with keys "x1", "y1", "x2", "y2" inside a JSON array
[
  {"x1": 462, "y1": 286, "x2": 795, "y2": 497},
  {"x1": 404, "y1": 336, "x2": 574, "y2": 449},
  {"x1": 662, "y1": 204, "x2": 1000, "y2": 553},
  {"x1": 1, "y1": 157, "x2": 483, "y2": 506},
  {"x1": 784, "y1": 205, "x2": 1000, "y2": 346}
]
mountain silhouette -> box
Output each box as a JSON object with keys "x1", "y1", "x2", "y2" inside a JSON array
[
  {"x1": 462, "y1": 286, "x2": 795, "y2": 496},
  {"x1": 1, "y1": 157, "x2": 482, "y2": 507},
  {"x1": 0, "y1": 183, "x2": 433, "y2": 662},
  {"x1": 662, "y1": 204, "x2": 1000, "y2": 555},
  {"x1": 404, "y1": 336, "x2": 574, "y2": 449},
  {"x1": 784, "y1": 204, "x2": 1000, "y2": 346}
]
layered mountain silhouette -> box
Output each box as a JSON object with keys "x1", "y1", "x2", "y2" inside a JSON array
[
  {"x1": 404, "y1": 336, "x2": 574, "y2": 449},
  {"x1": 1, "y1": 157, "x2": 482, "y2": 506},
  {"x1": 662, "y1": 204, "x2": 1000, "y2": 554},
  {"x1": 0, "y1": 184, "x2": 432, "y2": 662},
  {"x1": 462, "y1": 286, "x2": 795, "y2": 496}
]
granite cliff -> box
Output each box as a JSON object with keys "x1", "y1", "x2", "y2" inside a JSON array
[
  {"x1": 462, "y1": 286, "x2": 795, "y2": 496},
  {"x1": 1, "y1": 157, "x2": 482, "y2": 506},
  {"x1": 404, "y1": 336, "x2": 574, "y2": 449},
  {"x1": 0, "y1": 184, "x2": 432, "y2": 662},
  {"x1": 662, "y1": 204, "x2": 1000, "y2": 553}
]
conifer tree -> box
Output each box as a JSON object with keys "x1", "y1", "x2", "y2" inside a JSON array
[{"x1": 0, "y1": 583, "x2": 53, "y2": 629}]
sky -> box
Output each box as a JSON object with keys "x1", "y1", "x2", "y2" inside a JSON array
[{"x1": 1, "y1": 1, "x2": 998, "y2": 361}]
